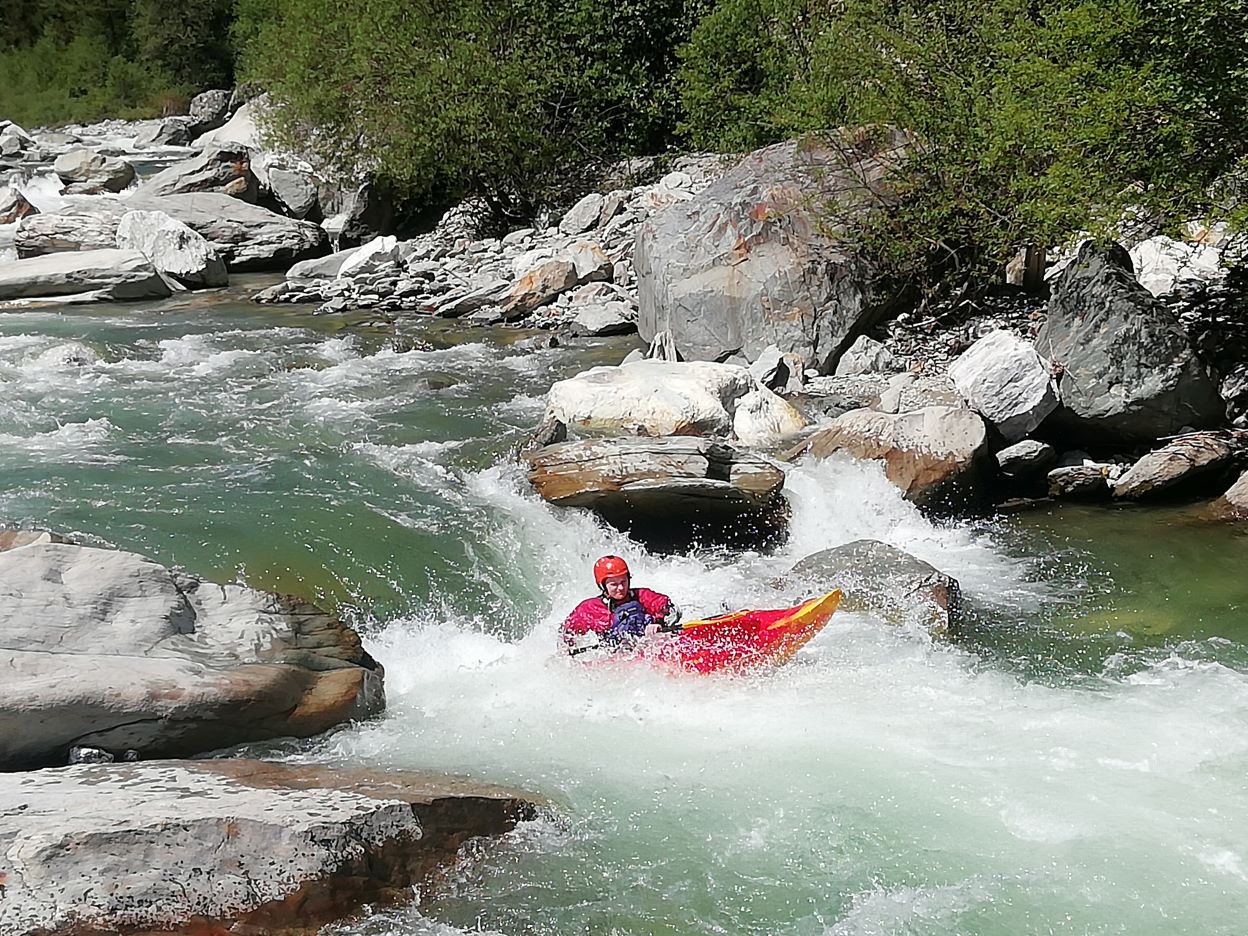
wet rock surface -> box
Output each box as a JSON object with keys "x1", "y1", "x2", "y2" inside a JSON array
[
  {"x1": 0, "y1": 534, "x2": 384, "y2": 768},
  {"x1": 786, "y1": 405, "x2": 991, "y2": 510},
  {"x1": 790, "y1": 539, "x2": 961, "y2": 637},
  {"x1": 526, "y1": 436, "x2": 787, "y2": 545},
  {"x1": 0, "y1": 759, "x2": 538, "y2": 936}
]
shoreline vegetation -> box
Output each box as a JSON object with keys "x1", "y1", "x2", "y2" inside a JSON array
[{"x1": 4, "y1": 0, "x2": 1246, "y2": 298}]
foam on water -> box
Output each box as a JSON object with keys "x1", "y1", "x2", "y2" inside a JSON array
[
  {"x1": 297, "y1": 459, "x2": 1248, "y2": 935},
  {"x1": 2, "y1": 303, "x2": 1245, "y2": 934},
  {"x1": 0, "y1": 417, "x2": 123, "y2": 464}
]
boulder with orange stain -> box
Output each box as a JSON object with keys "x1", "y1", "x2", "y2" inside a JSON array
[{"x1": 0, "y1": 535, "x2": 384, "y2": 769}]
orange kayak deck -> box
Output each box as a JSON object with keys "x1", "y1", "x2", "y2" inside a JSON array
[{"x1": 624, "y1": 589, "x2": 842, "y2": 674}]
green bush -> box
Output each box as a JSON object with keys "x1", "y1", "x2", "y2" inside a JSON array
[
  {"x1": 677, "y1": 0, "x2": 1248, "y2": 297},
  {"x1": 0, "y1": 0, "x2": 232, "y2": 127},
  {"x1": 236, "y1": 0, "x2": 708, "y2": 224},
  {"x1": 0, "y1": 34, "x2": 174, "y2": 126}
]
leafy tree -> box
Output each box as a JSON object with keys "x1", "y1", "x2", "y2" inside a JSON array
[
  {"x1": 677, "y1": 0, "x2": 1248, "y2": 298},
  {"x1": 130, "y1": 0, "x2": 235, "y2": 89},
  {"x1": 237, "y1": 0, "x2": 709, "y2": 223}
]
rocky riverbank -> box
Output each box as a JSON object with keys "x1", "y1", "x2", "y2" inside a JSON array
[
  {"x1": 0, "y1": 530, "x2": 537, "y2": 934},
  {"x1": 0, "y1": 759, "x2": 538, "y2": 936}
]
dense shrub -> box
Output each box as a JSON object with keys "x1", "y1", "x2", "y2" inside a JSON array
[
  {"x1": 0, "y1": 0, "x2": 234, "y2": 127},
  {"x1": 235, "y1": 0, "x2": 709, "y2": 224},
  {"x1": 678, "y1": 0, "x2": 1248, "y2": 297}
]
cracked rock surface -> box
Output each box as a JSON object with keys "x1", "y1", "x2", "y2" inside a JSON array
[
  {"x1": 0, "y1": 533, "x2": 384, "y2": 768},
  {"x1": 0, "y1": 759, "x2": 537, "y2": 935}
]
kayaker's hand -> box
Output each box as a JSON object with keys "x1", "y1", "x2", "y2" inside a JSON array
[{"x1": 643, "y1": 621, "x2": 662, "y2": 637}]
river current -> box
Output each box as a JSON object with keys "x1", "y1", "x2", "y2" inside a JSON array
[{"x1": 1, "y1": 286, "x2": 1246, "y2": 934}]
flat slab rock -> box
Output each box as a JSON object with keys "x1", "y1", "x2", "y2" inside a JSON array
[
  {"x1": 0, "y1": 533, "x2": 384, "y2": 768},
  {"x1": 526, "y1": 435, "x2": 784, "y2": 508},
  {"x1": 525, "y1": 436, "x2": 788, "y2": 544},
  {"x1": 0, "y1": 759, "x2": 538, "y2": 936}
]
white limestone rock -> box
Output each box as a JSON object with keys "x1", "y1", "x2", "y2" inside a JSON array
[
  {"x1": 949, "y1": 329, "x2": 1058, "y2": 442},
  {"x1": 544, "y1": 359, "x2": 806, "y2": 444},
  {"x1": 116, "y1": 209, "x2": 227, "y2": 288}
]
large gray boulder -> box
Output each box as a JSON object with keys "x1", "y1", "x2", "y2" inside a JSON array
[
  {"x1": 320, "y1": 180, "x2": 394, "y2": 247},
  {"x1": 133, "y1": 144, "x2": 259, "y2": 200},
  {"x1": 187, "y1": 88, "x2": 233, "y2": 135},
  {"x1": 14, "y1": 212, "x2": 118, "y2": 256},
  {"x1": 1036, "y1": 241, "x2": 1225, "y2": 443},
  {"x1": 0, "y1": 535, "x2": 383, "y2": 768},
  {"x1": 134, "y1": 192, "x2": 327, "y2": 271},
  {"x1": 116, "y1": 209, "x2": 228, "y2": 288},
  {"x1": 51, "y1": 148, "x2": 135, "y2": 192},
  {"x1": 786, "y1": 405, "x2": 991, "y2": 510},
  {"x1": 0, "y1": 249, "x2": 171, "y2": 302},
  {"x1": 269, "y1": 165, "x2": 320, "y2": 218},
  {"x1": 790, "y1": 539, "x2": 961, "y2": 637},
  {"x1": 636, "y1": 130, "x2": 909, "y2": 371},
  {"x1": 525, "y1": 436, "x2": 787, "y2": 544},
  {"x1": 948, "y1": 329, "x2": 1058, "y2": 442},
  {"x1": 133, "y1": 117, "x2": 192, "y2": 148},
  {"x1": 13, "y1": 193, "x2": 325, "y2": 272},
  {"x1": 0, "y1": 759, "x2": 535, "y2": 936}
]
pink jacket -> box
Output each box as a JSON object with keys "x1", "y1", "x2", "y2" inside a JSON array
[{"x1": 562, "y1": 588, "x2": 676, "y2": 644}]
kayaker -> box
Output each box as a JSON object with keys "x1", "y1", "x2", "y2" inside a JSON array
[{"x1": 562, "y1": 555, "x2": 680, "y2": 652}]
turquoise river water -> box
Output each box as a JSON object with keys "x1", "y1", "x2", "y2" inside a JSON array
[{"x1": 1, "y1": 283, "x2": 1246, "y2": 935}]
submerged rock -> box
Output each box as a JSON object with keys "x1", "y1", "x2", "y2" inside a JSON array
[
  {"x1": 0, "y1": 759, "x2": 536, "y2": 936},
  {"x1": 0, "y1": 535, "x2": 384, "y2": 768},
  {"x1": 790, "y1": 539, "x2": 960, "y2": 637}
]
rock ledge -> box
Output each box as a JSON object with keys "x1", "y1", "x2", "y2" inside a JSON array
[{"x1": 0, "y1": 759, "x2": 538, "y2": 936}]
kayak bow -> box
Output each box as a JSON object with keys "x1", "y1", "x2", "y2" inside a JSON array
[{"x1": 643, "y1": 589, "x2": 842, "y2": 674}]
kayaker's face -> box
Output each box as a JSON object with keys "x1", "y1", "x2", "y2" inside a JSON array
[{"x1": 602, "y1": 575, "x2": 630, "y2": 600}]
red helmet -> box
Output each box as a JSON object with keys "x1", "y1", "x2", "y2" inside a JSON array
[{"x1": 593, "y1": 555, "x2": 630, "y2": 589}]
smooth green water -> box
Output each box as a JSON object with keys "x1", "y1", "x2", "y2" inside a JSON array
[{"x1": 2, "y1": 294, "x2": 1246, "y2": 935}]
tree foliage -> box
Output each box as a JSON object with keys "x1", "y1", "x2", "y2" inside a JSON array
[
  {"x1": 0, "y1": 0, "x2": 234, "y2": 126},
  {"x1": 678, "y1": 0, "x2": 1248, "y2": 297},
  {"x1": 236, "y1": 0, "x2": 709, "y2": 223}
]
